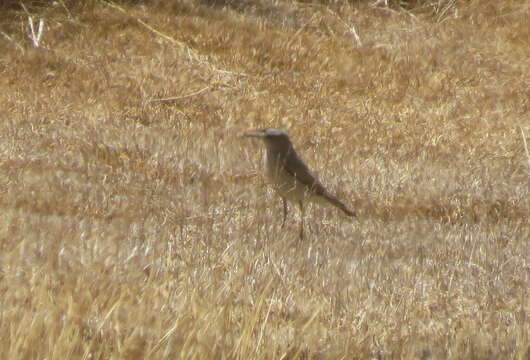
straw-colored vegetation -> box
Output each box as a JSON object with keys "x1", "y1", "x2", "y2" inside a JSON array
[{"x1": 0, "y1": 0, "x2": 528, "y2": 358}]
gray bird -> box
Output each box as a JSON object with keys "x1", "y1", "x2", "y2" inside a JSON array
[{"x1": 241, "y1": 128, "x2": 355, "y2": 239}]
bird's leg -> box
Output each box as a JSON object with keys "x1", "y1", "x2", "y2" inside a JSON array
[
  {"x1": 281, "y1": 197, "x2": 288, "y2": 229},
  {"x1": 299, "y1": 201, "x2": 305, "y2": 240}
]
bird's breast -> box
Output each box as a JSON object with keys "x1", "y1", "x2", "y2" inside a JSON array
[{"x1": 265, "y1": 149, "x2": 306, "y2": 202}]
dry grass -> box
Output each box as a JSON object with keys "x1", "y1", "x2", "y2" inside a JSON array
[{"x1": 0, "y1": 0, "x2": 528, "y2": 358}]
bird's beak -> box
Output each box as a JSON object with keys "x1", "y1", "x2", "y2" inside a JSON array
[{"x1": 239, "y1": 130, "x2": 265, "y2": 138}]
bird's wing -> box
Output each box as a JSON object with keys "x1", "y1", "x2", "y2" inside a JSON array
[
  {"x1": 283, "y1": 148, "x2": 328, "y2": 196},
  {"x1": 283, "y1": 149, "x2": 356, "y2": 217}
]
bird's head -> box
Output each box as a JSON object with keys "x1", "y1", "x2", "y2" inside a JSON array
[{"x1": 240, "y1": 128, "x2": 292, "y2": 148}]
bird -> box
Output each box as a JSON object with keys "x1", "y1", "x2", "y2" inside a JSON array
[{"x1": 240, "y1": 128, "x2": 355, "y2": 239}]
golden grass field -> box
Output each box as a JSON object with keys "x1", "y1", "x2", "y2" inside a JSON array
[{"x1": 0, "y1": 0, "x2": 528, "y2": 358}]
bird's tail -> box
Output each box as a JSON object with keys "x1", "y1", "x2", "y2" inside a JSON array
[{"x1": 325, "y1": 194, "x2": 356, "y2": 217}]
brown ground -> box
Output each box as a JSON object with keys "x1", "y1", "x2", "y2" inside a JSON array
[{"x1": 0, "y1": 0, "x2": 528, "y2": 359}]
